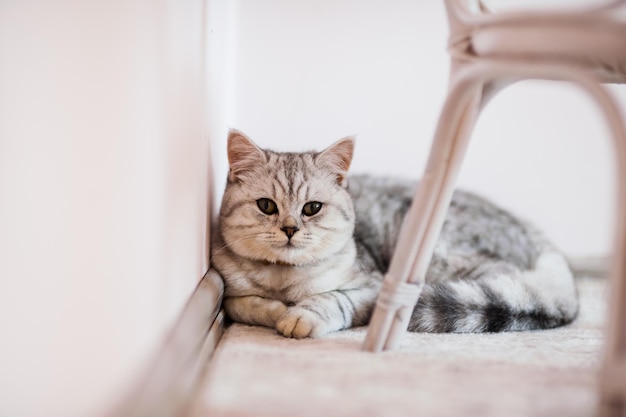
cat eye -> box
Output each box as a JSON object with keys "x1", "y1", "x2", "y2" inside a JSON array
[
  {"x1": 302, "y1": 201, "x2": 323, "y2": 217},
  {"x1": 256, "y1": 198, "x2": 278, "y2": 215}
]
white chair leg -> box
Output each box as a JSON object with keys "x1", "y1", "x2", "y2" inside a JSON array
[
  {"x1": 571, "y1": 78, "x2": 626, "y2": 417},
  {"x1": 363, "y1": 69, "x2": 489, "y2": 352}
]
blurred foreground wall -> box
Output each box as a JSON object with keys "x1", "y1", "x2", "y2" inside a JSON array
[{"x1": 0, "y1": 1, "x2": 219, "y2": 416}]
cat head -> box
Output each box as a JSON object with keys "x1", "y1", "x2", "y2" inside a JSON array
[{"x1": 218, "y1": 129, "x2": 356, "y2": 266}]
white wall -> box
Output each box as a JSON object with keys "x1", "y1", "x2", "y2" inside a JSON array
[
  {"x1": 0, "y1": 2, "x2": 211, "y2": 417},
  {"x1": 222, "y1": 0, "x2": 624, "y2": 258}
]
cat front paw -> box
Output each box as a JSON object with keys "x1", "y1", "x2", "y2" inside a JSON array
[
  {"x1": 223, "y1": 296, "x2": 288, "y2": 328},
  {"x1": 276, "y1": 307, "x2": 327, "y2": 339},
  {"x1": 266, "y1": 299, "x2": 289, "y2": 326}
]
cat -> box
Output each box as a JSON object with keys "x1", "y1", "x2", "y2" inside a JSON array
[{"x1": 211, "y1": 129, "x2": 579, "y2": 339}]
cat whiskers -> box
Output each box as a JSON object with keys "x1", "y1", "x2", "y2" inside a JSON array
[{"x1": 210, "y1": 232, "x2": 267, "y2": 263}]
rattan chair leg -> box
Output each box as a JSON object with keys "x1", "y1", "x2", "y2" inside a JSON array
[{"x1": 363, "y1": 69, "x2": 486, "y2": 352}]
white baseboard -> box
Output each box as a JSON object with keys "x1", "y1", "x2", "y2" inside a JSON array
[
  {"x1": 105, "y1": 269, "x2": 224, "y2": 417},
  {"x1": 568, "y1": 255, "x2": 610, "y2": 278}
]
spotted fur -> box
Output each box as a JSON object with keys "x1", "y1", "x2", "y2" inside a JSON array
[{"x1": 211, "y1": 130, "x2": 579, "y2": 338}]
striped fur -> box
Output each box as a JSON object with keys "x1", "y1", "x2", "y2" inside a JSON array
[{"x1": 212, "y1": 130, "x2": 579, "y2": 338}]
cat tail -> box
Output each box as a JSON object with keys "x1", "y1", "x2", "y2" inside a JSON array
[{"x1": 408, "y1": 250, "x2": 579, "y2": 333}]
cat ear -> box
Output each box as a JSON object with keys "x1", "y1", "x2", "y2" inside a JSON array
[
  {"x1": 227, "y1": 129, "x2": 266, "y2": 181},
  {"x1": 316, "y1": 136, "x2": 354, "y2": 187}
]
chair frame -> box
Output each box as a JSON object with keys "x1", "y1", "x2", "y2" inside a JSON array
[{"x1": 362, "y1": 1, "x2": 626, "y2": 415}]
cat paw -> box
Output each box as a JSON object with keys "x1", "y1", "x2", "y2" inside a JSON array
[
  {"x1": 223, "y1": 296, "x2": 288, "y2": 328},
  {"x1": 276, "y1": 307, "x2": 327, "y2": 339},
  {"x1": 266, "y1": 300, "x2": 289, "y2": 326}
]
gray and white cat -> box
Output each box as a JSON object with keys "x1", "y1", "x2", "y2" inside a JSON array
[{"x1": 211, "y1": 129, "x2": 578, "y2": 339}]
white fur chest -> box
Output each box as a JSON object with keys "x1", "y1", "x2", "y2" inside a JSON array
[{"x1": 216, "y1": 245, "x2": 357, "y2": 303}]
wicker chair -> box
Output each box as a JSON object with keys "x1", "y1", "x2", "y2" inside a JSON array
[{"x1": 362, "y1": 1, "x2": 626, "y2": 415}]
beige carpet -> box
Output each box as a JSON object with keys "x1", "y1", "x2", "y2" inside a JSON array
[{"x1": 189, "y1": 277, "x2": 607, "y2": 417}]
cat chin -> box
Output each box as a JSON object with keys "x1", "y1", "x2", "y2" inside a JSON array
[
  {"x1": 260, "y1": 248, "x2": 327, "y2": 267},
  {"x1": 269, "y1": 251, "x2": 314, "y2": 266}
]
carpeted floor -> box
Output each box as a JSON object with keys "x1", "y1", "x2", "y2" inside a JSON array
[{"x1": 189, "y1": 277, "x2": 607, "y2": 417}]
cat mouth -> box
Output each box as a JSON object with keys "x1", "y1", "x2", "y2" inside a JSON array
[{"x1": 275, "y1": 242, "x2": 305, "y2": 261}]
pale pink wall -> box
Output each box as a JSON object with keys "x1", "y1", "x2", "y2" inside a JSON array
[{"x1": 0, "y1": 1, "x2": 212, "y2": 416}]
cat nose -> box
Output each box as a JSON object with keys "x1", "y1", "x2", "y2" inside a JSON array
[{"x1": 280, "y1": 226, "x2": 299, "y2": 239}]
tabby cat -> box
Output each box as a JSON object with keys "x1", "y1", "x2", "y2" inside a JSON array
[{"x1": 211, "y1": 129, "x2": 578, "y2": 339}]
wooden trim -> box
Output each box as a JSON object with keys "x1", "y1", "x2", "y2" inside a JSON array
[
  {"x1": 105, "y1": 269, "x2": 224, "y2": 417},
  {"x1": 568, "y1": 255, "x2": 609, "y2": 278}
]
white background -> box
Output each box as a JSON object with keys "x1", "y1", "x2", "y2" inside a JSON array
[{"x1": 212, "y1": 0, "x2": 625, "y2": 259}]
